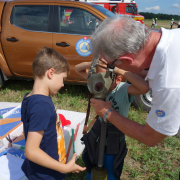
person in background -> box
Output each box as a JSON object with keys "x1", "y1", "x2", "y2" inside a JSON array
[
  {"x1": 21, "y1": 47, "x2": 86, "y2": 180},
  {"x1": 75, "y1": 60, "x2": 149, "y2": 180},
  {"x1": 89, "y1": 16, "x2": 180, "y2": 148},
  {"x1": 154, "y1": 18, "x2": 157, "y2": 28},
  {"x1": 170, "y1": 18, "x2": 174, "y2": 29},
  {"x1": 178, "y1": 20, "x2": 180, "y2": 28},
  {"x1": 111, "y1": 6, "x2": 117, "y2": 14},
  {"x1": 151, "y1": 18, "x2": 155, "y2": 28}
]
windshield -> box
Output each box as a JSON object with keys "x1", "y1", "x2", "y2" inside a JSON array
[
  {"x1": 92, "y1": 4, "x2": 115, "y2": 17},
  {"x1": 133, "y1": 7, "x2": 137, "y2": 14},
  {"x1": 126, "y1": 4, "x2": 137, "y2": 14}
]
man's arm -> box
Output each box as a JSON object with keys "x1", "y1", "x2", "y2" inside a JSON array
[
  {"x1": 25, "y1": 131, "x2": 86, "y2": 173},
  {"x1": 75, "y1": 62, "x2": 92, "y2": 79},
  {"x1": 90, "y1": 99, "x2": 167, "y2": 147},
  {"x1": 108, "y1": 110, "x2": 166, "y2": 147},
  {"x1": 114, "y1": 67, "x2": 150, "y2": 95}
]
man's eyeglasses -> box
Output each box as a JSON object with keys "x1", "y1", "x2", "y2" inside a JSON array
[{"x1": 107, "y1": 58, "x2": 118, "y2": 69}]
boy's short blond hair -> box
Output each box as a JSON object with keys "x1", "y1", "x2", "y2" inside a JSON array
[{"x1": 32, "y1": 47, "x2": 70, "y2": 79}]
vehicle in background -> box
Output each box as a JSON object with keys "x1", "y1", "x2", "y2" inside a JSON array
[
  {"x1": 132, "y1": 87, "x2": 152, "y2": 112},
  {"x1": 83, "y1": 0, "x2": 144, "y2": 24}
]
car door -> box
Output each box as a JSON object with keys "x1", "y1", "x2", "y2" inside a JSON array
[
  {"x1": 1, "y1": 2, "x2": 53, "y2": 77},
  {"x1": 52, "y1": 4, "x2": 102, "y2": 83}
]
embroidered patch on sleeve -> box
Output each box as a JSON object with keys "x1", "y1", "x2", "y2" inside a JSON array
[{"x1": 155, "y1": 109, "x2": 165, "y2": 117}]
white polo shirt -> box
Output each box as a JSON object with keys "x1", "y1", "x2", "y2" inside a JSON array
[{"x1": 145, "y1": 27, "x2": 180, "y2": 137}]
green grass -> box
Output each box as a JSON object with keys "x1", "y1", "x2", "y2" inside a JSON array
[
  {"x1": 0, "y1": 79, "x2": 179, "y2": 180},
  {"x1": 145, "y1": 19, "x2": 179, "y2": 29}
]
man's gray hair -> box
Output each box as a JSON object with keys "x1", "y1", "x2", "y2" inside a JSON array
[{"x1": 91, "y1": 16, "x2": 152, "y2": 60}]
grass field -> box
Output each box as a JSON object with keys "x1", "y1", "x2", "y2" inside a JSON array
[
  {"x1": 0, "y1": 78, "x2": 179, "y2": 180},
  {"x1": 145, "y1": 19, "x2": 179, "y2": 30}
]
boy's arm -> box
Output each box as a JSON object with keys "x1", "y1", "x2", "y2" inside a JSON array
[
  {"x1": 114, "y1": 67, "x2": 149, "y2": 95},
  {"x1": 75, "y1": 62, "x2": 92, "y2": 79},
  {"x1": 135, "y1": 69, "x2": 148, "y2": 79},
  {"x1": 25, "y1": 130, "x2": 86, "y2": 173}
]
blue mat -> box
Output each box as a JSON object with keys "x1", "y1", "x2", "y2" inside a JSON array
[
  {"x1": 0, "y1": 107, "x2": 21, "y2": 138},
  {"x1": 0, "y1": 107, "x2": 15, "y2": 116},
  {"x1": 0, "y1": 147, "x2": 25, "y2": 159}
]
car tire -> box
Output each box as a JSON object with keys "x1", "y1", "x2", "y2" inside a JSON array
[
  {"x1": 132, "y1": 89, "x2": 152, "y2": 112},
  {"x1": 0, "y1": 69, "x2": 5, "y2": 89}
]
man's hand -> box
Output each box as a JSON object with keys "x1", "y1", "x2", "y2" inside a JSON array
[
  {"x1": 90, "y1": 98, "x2": 112, "y2": 117},
  {"x1": 97, "y1": 58, "x2": 108, "y2": 69}
]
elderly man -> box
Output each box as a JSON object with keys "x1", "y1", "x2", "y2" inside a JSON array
[{"x1": 90, "y1": 16, "x2": 180, "y2": 147}]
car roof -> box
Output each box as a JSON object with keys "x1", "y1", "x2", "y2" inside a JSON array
[
  {"x1": 0, "y1": 0, "x2": 92, "y2": 4},
  {"x1": 0, "y1": 0, "x2": 96, "y2": 10},
  {"x1": 0, "y1": 0, "x2": 108, "y2": 20}
]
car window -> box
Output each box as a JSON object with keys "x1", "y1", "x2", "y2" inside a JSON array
[
  {"x1": 91, "y1": 4, "x2": 115, "y2": 17},
  {"x1": 55, "y1": 6, "x2": 101, "y2": 35},
  {"x1": 10, "y1": 5, "x2": 50, "y2": 32},
  {"x1": 126, "y1": 4, "x2": 137, "y2": 14}
]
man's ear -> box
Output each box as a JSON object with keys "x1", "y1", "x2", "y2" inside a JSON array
[
  {"x1": 47, "y1": 68, "x2": 55, "y2": 79},
  {"x1": 118, "y1": 54, "x2": 133, "y2": 64}
]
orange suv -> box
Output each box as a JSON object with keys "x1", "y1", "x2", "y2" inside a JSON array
[{"x1": 0, "y1": 0, "x2": 115, "y2": 86}]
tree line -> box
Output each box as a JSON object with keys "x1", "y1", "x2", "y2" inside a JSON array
[{"x1": 139, "y1": 12, "x2": 180, "y2": 20}]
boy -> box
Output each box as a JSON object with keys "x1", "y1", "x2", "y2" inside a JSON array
[
  {"x1": 21, "y1": 47, "x2": 86, "y2": 180},
  {"x1": 75, "y1": 59, "x2": 149, "y2": 180}
]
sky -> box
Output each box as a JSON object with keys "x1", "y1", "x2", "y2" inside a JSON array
[{"x1": 135, "y1": 0, "x2": 180, "y2": 16}]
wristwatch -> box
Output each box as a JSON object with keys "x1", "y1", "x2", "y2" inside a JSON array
[{"x1": 103, "y1": 109, "x2": 113, "y2": 122}]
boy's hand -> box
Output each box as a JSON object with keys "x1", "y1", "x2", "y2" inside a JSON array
[
  {"x1": 90, "y1": 98, "x2": 112, "y2": 117},
  {"x1": 99, "y1": 58, "x2": 108, "y2": 65},
  {"x1": 97, "y1": 58, "x2": 108, "y2": 69},
  {"x1": 113, "y1": 66, "x2": 125, "y2": 76},
  {"x1": 66, "y1": 153, "x2": 86, "y2": 173}
]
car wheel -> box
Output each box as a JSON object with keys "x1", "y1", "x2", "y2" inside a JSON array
[
  {"x1": 0, "y1": 69, "x2": 5, "y2": 89},
  {"x1": 132, "y1": 89, "x2": 152, "y2": 112}
]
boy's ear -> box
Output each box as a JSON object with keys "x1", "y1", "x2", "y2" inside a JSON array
[
  {"x1": 47, "y1": 68, "x2": 55, "y2": 79},
  {"x1": 118, "y1": 54, "x2": 133, "y2": 64}
]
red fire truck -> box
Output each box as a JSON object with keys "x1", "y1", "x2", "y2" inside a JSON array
[{"x1": 84, "y1": 0, "x2": 144, "y2": 24}]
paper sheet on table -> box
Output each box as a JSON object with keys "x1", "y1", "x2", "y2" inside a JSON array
[{"x1": 0, "y1": 153, "x2": 24, "y2": 180}]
